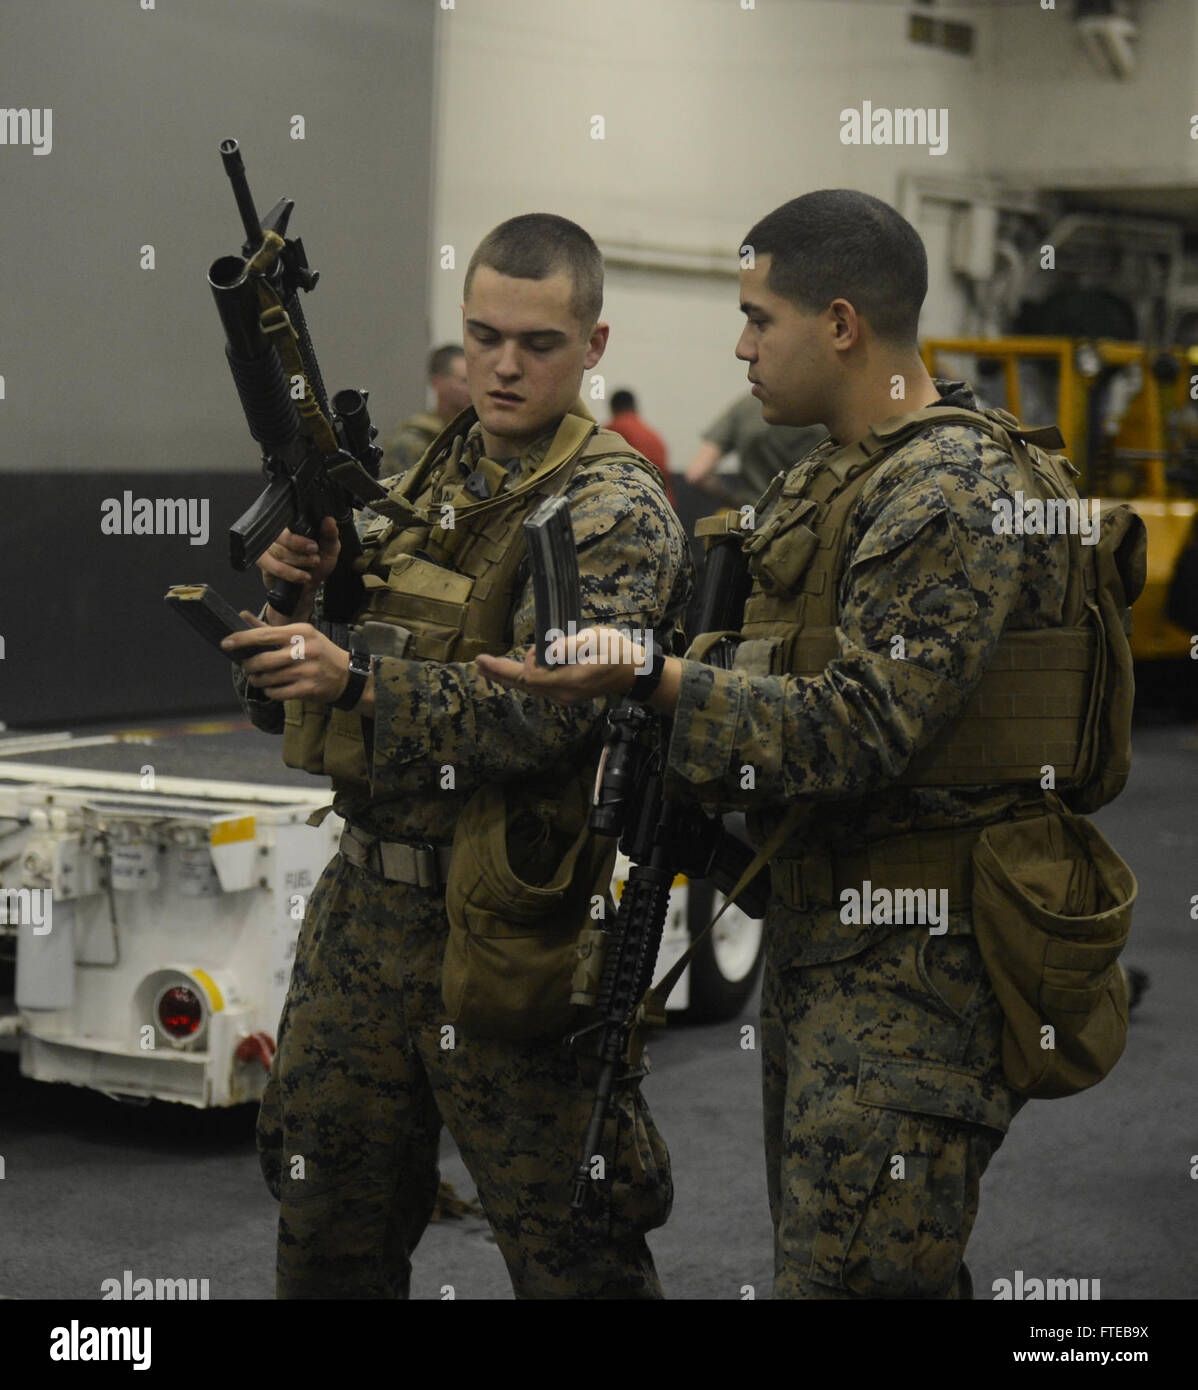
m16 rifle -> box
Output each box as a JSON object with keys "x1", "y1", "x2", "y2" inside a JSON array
[
  {"x1": 522, "y1": 498, "x2": 768, "y2": 1211},
  {"x1": 208, "y1": 138, "x2": 385, "y2": 620}
]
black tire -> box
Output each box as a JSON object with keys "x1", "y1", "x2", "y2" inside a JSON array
[{"x1": 681, "y1": 876, "x2": 765, "y2": 1022}]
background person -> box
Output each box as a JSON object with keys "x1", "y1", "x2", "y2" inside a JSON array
[
  {"x1": 685, "y1": 389, "x2": 825, "y2": 510},
  {"x1": 382, "y1": 342, "x2": 473, "y2": 471},
  {"x1": 608, "y1": 387, "x2": 675, "y2": 507}
]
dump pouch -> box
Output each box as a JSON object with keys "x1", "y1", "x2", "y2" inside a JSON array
[
  {"x1": 971, "y1": 808, "x2": 1136, "y2": 1098},
  {"x1": 443, "y1": 774, "x2": 617, "y2": 1040}
]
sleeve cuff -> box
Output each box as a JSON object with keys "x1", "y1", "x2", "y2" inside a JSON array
[
  {"x1": 666, "y1": 659, "x2": 743, "y2": 790},
  {"x1": 367, "y1": 654, "x2": 432, "y2": 790}
]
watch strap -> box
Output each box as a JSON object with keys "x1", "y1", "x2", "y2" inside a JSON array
[
  {"x1": 331, "y1": 637, "x2": 371, "y2": 711},
  {"x1": 627, "y1": 643, "x2": 665, "y2": 703}
]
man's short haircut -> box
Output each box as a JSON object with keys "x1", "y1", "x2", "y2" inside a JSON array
[
  {"x1": 610, "y1": 389, "x2": 636, "y2": 414},
  {"x1": 464, "y1": 214, "x2": 604, "y2": 331},
  {"x1": 427, "y1": 344, "x2": 465, "y2": 379},
  {"x1": 742, "y1": 190, "x2": 928, "y2": 344}
]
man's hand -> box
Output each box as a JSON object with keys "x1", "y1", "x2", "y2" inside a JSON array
[
  {"x1": 476, "y1": 627, "x2": 645, "y2": 705},
  {"x1": 222, "y1": 612, "x2": 359, "y2": 706},
  {"x1": 258, "y1": 517, "x2": 341, "y2": 624}
]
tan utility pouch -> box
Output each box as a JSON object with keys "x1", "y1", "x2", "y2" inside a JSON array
[
  {"x1": 443, "y1": 777, "x2": 616, "y2": 1041},
  {"x1": 972, "y1": 808, "x2": 1136, "y2": 1099}
]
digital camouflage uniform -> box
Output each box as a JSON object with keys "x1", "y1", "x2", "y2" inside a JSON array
[
  {"x1": 666, "y1": 381, "x2": 1073, "y2": 1299},
  {"x1": 236, "y1": 402, "x2": 692, "y2": 1299}
]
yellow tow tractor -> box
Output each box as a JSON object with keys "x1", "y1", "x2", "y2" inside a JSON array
[{"x1": 921, "y1": 337, "x2": 1198, "y2": 663}]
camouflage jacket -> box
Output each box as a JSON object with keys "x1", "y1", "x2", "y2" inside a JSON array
[
  {"x1": 234, "y1": 410, "x2": 693, "y2": 842},
  {"x1": 665, "y1": 380, "x2": 1072, "y2": 857}
]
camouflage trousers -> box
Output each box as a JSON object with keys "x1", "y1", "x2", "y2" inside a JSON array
[
  {"x1": 258, "y1": 852, "x2": 672, "y2": 1299},
  {"x1": 760, "y1": 923, "x2": 1022, "y2": 1299}
]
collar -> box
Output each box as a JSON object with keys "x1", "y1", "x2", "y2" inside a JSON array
[{"x1": 453, "y1": 397, "x2": 596, "y2": 482}]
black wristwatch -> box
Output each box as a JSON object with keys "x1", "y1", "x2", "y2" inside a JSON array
[
  {"x1": 331, "y1": 639, "x2": 371, "y2": 711},
  {"x1": 627, "y1": 642, "x2": 666, "y2": 703}
]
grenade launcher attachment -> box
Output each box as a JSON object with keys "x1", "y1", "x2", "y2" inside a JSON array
[
  {"x1": 209, "y1": 138, "x2": 384, "y2": 621},
  {"x1": 522, "y1": 498, "x2": 767, "y2": 1212}
]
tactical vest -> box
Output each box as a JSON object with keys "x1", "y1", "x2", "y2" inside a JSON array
[
  {"x1": 282, "y1": 401, "x2": 664, "y2": 791},
  {"x1": 734, "y1": 404, "x2": 1099, "y2": 794},
  {"x1": 721, "y1": 402, "x2": 1143, "y2": 1083},
  {"x1": 720, "y1": 400, "x2": 1141, "y2": 928}
]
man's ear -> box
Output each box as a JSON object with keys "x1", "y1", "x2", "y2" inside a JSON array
[
  {"x1": 584, "y1": 320, "x2": 610, "y2": 370},
  {"x1": 828, "y1": 298, "x2": 861, "y2": 352}
]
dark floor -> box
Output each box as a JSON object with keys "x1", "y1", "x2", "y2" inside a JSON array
[{"x1": 0, "y1": 720, "x2": 1193, "y2": 1301}]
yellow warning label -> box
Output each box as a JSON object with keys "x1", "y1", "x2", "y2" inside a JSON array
[
  {"x1": 211, "y1": 816, "x2": 255, "y2": 846},
  {"x1": 190, "y1": 968, "x2": 225, "y2": 1012}
]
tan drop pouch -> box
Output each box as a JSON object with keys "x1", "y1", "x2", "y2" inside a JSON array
[
  {"x1": 443, "y1": 776, "x2": 616, "y2": 1041},
  {"x1": 972, "y1": 809, "x2": 1136, "y2": 1100}
]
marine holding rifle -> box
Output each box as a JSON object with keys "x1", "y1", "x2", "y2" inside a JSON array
[
  {"x1": 225, "y1": 214, "x2": 692, "y2": 1299},
  {"x1": 479, "y1": 190, "x2": 1141, "y2": 1300}
]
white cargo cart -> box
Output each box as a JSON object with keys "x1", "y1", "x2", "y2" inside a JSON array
[
  {"x1": 0, "y1": 728, "x2": 341, "y2": 1108},
  {"x1": 0, "y1": 724, "x2": 763, "y2": 1108}
]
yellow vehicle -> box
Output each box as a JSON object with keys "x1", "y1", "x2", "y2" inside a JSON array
[{"x1": 921, "y1": 337, "x2": 1198, "y2": 662}]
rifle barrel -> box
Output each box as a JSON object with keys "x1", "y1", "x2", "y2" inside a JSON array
[{"x1": 219, "y1": 138, "x2": 263, "y2": 248}]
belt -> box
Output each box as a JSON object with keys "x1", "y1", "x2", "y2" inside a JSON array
[
  {"x1": 338, "y1": 822, "x2": 453, "y2": 889},
  {"x1": 770, "y1": 826, "x2": 982, "y2": 914}
]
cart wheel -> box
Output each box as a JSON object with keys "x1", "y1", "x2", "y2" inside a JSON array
[{"x1": 682, "y1": 877, "x2": 765, "y2": 1021}]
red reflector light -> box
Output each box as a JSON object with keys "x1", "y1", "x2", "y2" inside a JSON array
[{"x1": 158, "y1": 985, "x2": 203, "y2": 1037}]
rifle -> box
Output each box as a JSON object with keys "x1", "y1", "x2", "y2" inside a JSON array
[
  {"x1": 208, "y1": 138, "x2": 384, "y2": 619},
  {"x1": 522, "y1": 499, "x2": 767, "y2": 1211}
]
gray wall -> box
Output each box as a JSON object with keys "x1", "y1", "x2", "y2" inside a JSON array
[
  {"x1": 1, "y1": 0, "x2": 436, "y2": 473},
  {"x1": 0, "y1": 0, "x2": 436, "y2": 725}
]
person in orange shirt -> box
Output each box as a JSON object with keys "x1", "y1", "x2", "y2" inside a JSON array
[{"x1": 608, "y1": 388, "x2": 675, "y2": 507}]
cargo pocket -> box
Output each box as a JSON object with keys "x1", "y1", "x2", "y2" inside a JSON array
[
  {"x1": 807, "y1": 1055, "x2": 1010, "y2": 1298},
  {"x1": 282, "y1": 697, "x2": 332, "y2": 775},
  {"x1": 322, "y1": 706, "x2": 371, "y2": 784},
  {"x1": 442, "y1": 780, "x2": 615, "y2": 1041}
]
